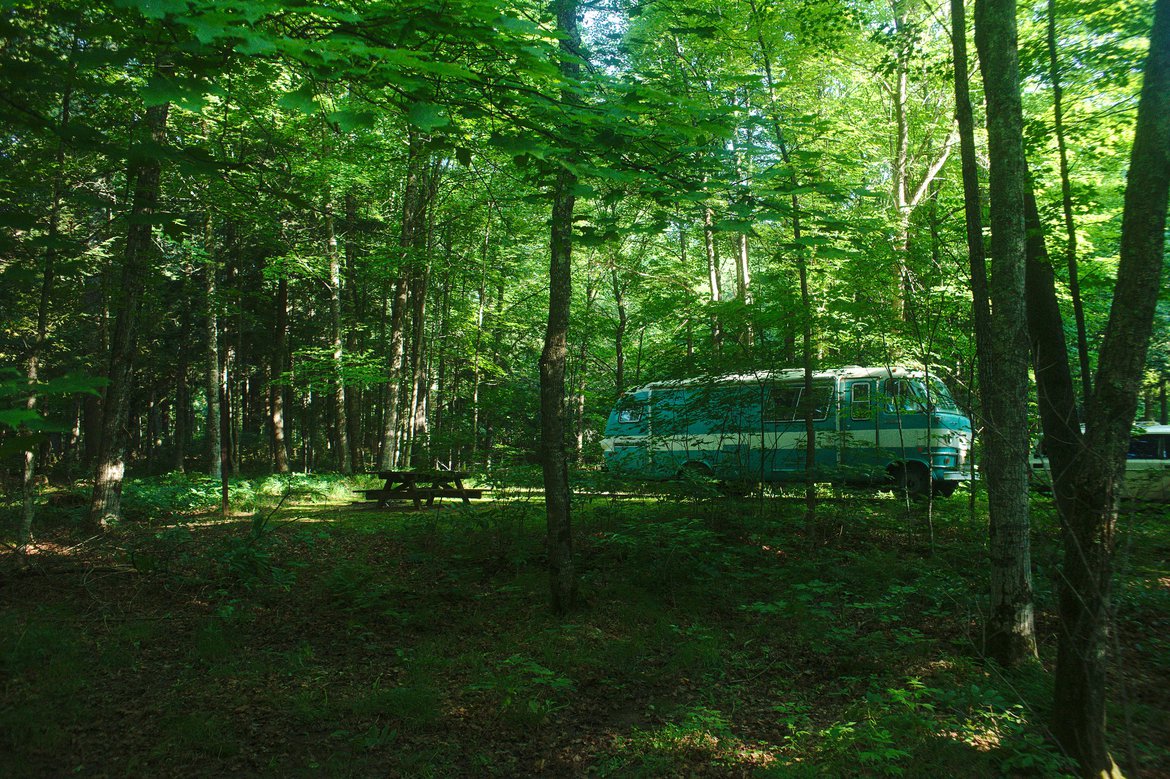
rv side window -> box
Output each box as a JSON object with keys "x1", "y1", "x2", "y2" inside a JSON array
[
  {"x1": 883, "y1": 378, "x2": 930, "y2": 413},
  {"x1": 617, "y1": 400, "x2": 644, "y2": 423},
  {"x1": 851, "y1": 383, "x2": 871, "y2": 420},
  {"x1": 766, "y1": 382, "x2": 833, "y2": 422},
  {"x1": 805, "y1": 383, "x2": 834, "y2": 420},
  {"x1": 766, "y1": 385, "x2": 802, "y2": 421},
  {"x1": 1128, "y1": 436, "x2": 1159, "y2": 459}
]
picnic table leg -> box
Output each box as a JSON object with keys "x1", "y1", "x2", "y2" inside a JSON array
[
  {"x1": 405, "y1": 478, "x2": 421, "y2": 510},
  {"x1": 455, "y1": 476, "x2": 471, "y2": 505}
]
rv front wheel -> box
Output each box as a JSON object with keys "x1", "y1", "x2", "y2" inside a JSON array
[
  {"x1": 933, "y1": 481, "x2": 957, "y2": 498},
  {"x1": 891, "y1": 463, "x2": 930, "y2": 499}
]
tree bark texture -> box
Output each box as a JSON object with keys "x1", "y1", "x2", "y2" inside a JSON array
[
  {"x1": 542, "y1": 0, "x2": 580, "y2": 615},
  {"x1": 89, "y1": 100, "x2": 169, "y2": 529},
  {"x1": 974, "y1": 0, "x2": 1038, "y2": 666},
  {"x1": 1052, "y1": 1, "x2": 1170, "y2": 772}
]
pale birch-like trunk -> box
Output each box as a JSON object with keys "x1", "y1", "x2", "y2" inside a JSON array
[{"x1": 326, "y1": 200, "x2": 351, "y2": 474}]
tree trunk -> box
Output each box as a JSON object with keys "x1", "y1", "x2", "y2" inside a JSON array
[
  {"x1": 204, "y1": 217, "x2": 222, "y2": 481},
  {"x1": 573, "y1": 274, "x2": 597, "y2": 458},
  {"x1": 89, "y1": 100, "x2": 169, "y2": 530},
  {"x1": 951, "y1": 0, "x2": 993, "y2": 407},
  {"x1": 271, "y1": 276, "x2": 290, "y2": 472},
  {"x1": 20, "y1": 67, "x2": 72, "y2": 549},
  {"x1": 406, "y1": 252, "x2": 431, "y2": 467},
  {"x1": 380, "y1": 128, "x2": 431, "y2": 469},
  {"x1": 974, "y1": 0, "x2": 1038, "y2": 666},
  {"x1": 892, "y1": 7, "x2": 912, "y2": 318},
  {"x1": 470, "y1": 210, "x2": 491, "y2": 463},
  {"x1": 344, "y1": 189, "x2": 363, "y2": 470},
  {"x1": 1052, "y1": 2, "x2": 1170, "y2": 772},
  {"x1": 612, "y1": 267, "x2": 627, "y2": 395},
  {"x1": 747, "y1": 1, "x2": 814, "y2": 523},
  {"x1": 1046, "y1": 0, "x2": 1092, "y2": 404},
  {"x1": 542, "y1": 0, "x2": 580, "y2": 616},
  {"x1": 326, "y1": 199, "x2": 351, "y2": 474},
  {"x1": 702, "y1": 202, "x2": 722, "y2": 351}
]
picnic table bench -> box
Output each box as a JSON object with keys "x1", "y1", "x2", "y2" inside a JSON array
[{"x1": 357, "y1": 469, "x2": 482, "y2": 509}]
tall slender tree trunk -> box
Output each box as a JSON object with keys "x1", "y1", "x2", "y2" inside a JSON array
[
  {"x1": 326, "y1": 199, "x2": 351, "y2": 474},
  {"x1": 89, "y1": 100, "x2": 169, "y2": 530},
  {"x1": 1047, "y1": 0, "x2": 1092, "y2": 403},
  {"x1": 573, "y1": 274, "x2": 597, "y2": 457},
  {"x1": 1049, "y1": 2, "x2": 1170, "y2": 772},
  {"x1": 173, "y1": 271, "x2": 189, "y2": 473},
  {"x1": 380, "y1": 129, "x2": 431, "y2": 469},
  {"x1": 953, "y1": 0, "x2": 1002, "y2": 610},
  {"x1": 702, "y1": 202, "x2": 722, "y2": 351},
  {"x1": 204, "y1": 217, "x2": 222, "y2": 481},
  {"x1": 975, "y1": 0, "x2": 1038, "y2": 666},
  {"x1": 748, "y1": 0, "x2": 814, "y2": 524},
  {"x1": 173, "y1": 361, "x2": 187, "y2": 473},
  {"x1": 892, "y1": 5, "x2": 912, "y2": 318},
  {"x1": 406, "y1": 254, "x2": 431, "y2": 467},
  {"x1": 20, "y1": 66, "x2": 73, "y2": 550},
  {"x1": 470, "y1": 210, "x2": 491, "y2": 463},
  {"x1": 224, "y1": 237, "x2": 241, "y2": 475},
  {"x1": 612, "y1": 267, "x2": 627, "y2": 395},
  {"x1": 344, "y1": 189, "x2": 363, "y2": 470},
  {"x1": 1160, "y1": 376, "x2": 1167, "y2": 424},
  {"x1": 271, "y1": 276, "x2": 290, "y2": 472},
  {"x1": 542, "y1": 0, "x2": 580, "y2": 615}
]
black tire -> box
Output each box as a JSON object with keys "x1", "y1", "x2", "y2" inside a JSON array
[
  {"x1": 678, "y1": 461, "x2": 718, "y2": 497},
  {"x1": 679, "y1": 461, "x2": 715, "y2": 480},
  {"x1": 891, "y1": 463, "x2": 931, "y2": 499}
]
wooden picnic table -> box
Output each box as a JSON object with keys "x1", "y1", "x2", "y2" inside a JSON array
[{"x1": 357, "y1": 469, "x2": 482, "y2": 510}]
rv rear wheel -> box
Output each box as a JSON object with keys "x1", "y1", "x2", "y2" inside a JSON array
[{"x1": 679, "y1": 461, "x2": 715, "y2": 481}]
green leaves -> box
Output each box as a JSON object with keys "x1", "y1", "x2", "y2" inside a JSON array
[
  {"x1": 407, "y1": 102, "x2": 449, "y2": 132},
  {"x1": 140, "y1": 73, "x2": 218, "y2": 112}
]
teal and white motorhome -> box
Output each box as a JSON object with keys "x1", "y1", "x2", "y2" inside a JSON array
[{"x1": 601, "y1": 366, "x2": 973, "y2": 496}]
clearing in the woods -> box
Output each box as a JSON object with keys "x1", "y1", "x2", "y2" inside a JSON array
[{"x1": 1, "y1": 475, "x2": 1167, "y2": 777}]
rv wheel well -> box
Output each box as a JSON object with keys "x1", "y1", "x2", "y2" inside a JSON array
[{"x1": 888, "y1": 460, "x2": 930, "y2": 497}]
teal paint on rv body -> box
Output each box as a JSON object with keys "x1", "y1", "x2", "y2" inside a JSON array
[{"x1": 601, "y1": 366, "x2": 974, "y2": 494}]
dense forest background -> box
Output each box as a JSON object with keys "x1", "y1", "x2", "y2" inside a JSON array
[
  {"x1": 2, "y1": 0, "x2": 1169, "y2": 776},
  {"x1": 2, "y1": 0, "x2": 1166, "y2": 486}
]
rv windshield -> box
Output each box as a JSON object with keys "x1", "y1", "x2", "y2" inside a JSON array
[
  {"x1": 924, "y1": 377, "x2": 960, "y2": 412},
  {"x1": 884, "y1": 377, "x2": 960, "y2": 413}
]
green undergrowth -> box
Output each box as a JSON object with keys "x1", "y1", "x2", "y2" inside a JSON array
[
  {"x1": 2, "y1": 471, "x2": 372, "y2": 536},
  {"x1": 1, "y1": 481, "x2": 1167, "y2": 777}
]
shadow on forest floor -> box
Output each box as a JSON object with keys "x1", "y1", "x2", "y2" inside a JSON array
[{"x1": 1, "y1": 481, "x2": 1167, "y2": 777}]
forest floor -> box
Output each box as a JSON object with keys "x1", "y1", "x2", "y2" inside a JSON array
[{"x1": 1, "y1": 475, "x2": 1168, "y2": 777}]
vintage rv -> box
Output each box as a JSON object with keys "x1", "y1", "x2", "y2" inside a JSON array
[
  {"x1": 600, "y1": 366, "x2": 973, "y2": 497},
  {"x1": 1029, "y1": 424, "x2": 1170, "y2": 501}
]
